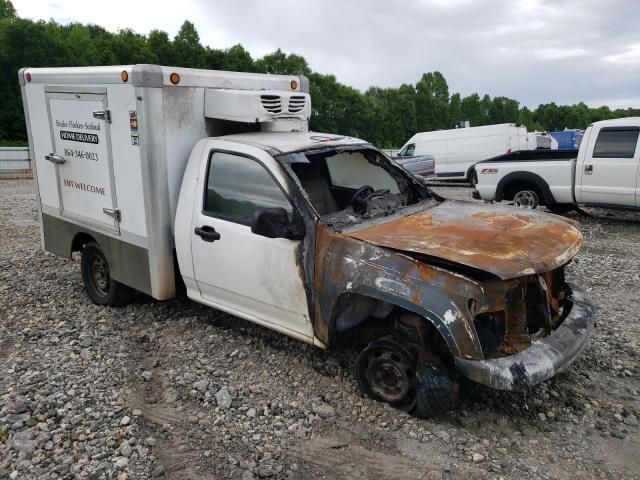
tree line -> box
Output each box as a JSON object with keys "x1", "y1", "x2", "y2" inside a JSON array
[{"x1": 1, "y1": 0, "x2": 638, "y2": 148}]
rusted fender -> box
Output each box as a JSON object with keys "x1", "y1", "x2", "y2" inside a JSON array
[
  {"x1": 314, "y1": 224, "x2": 487, "y2": 360},
  {"x1": 346, "y1": 200, "x2": 582, "y2": 280},
  {"x1": 455, "y1": 283, "x2": 595, "y2": 390}
]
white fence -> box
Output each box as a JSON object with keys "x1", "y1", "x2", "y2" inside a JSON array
[{"x1": 0, "y1": 147, "x2": 31, "y2": 172}]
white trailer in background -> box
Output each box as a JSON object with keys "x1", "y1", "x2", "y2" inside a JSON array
[{"x1": 397, "y1": 123, "x2": 531, "y2": 183}]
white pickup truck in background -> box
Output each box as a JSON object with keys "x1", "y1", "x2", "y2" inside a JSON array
[{"x1": 474, "y1": 118, "x2": 640, "y2": 213}]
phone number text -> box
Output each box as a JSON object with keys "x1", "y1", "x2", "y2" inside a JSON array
[{"x1": 64, "y1": 148, "x2": 99, "y2": 162}]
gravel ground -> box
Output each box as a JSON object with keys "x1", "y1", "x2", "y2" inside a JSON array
[{"x1": 1, "y1": 178, "x2": 639, "y2": 480}]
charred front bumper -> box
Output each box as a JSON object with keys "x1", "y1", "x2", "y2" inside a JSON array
[{"x1": 455, "y1": 283, "x2": 595, "y2": 391}]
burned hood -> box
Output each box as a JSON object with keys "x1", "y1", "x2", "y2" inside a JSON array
[{"x1": 345, "y1": 200, "x2": 582, "y2": 280}]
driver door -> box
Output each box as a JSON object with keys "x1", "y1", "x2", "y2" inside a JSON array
[{"x1": 190, "y1": 144, "x2": 312, "y2": 339}]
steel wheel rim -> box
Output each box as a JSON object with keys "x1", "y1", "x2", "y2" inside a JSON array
[
  {"x1": 513, "y1": 190, "x2": 538, "y2": 208},
  {"x1": 358, "y1": 344, "x2": 416, "y2": 408},
  {"x1": 90, "y1": 256, "x2": 110, "y2": 297}
]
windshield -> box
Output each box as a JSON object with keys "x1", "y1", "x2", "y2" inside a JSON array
[
  {"x1": 278, "y1": 147, "x2": 432, "y2": 229},
  {"x1": 398, "y1": 143, "x2": 415, "y2": 157}
]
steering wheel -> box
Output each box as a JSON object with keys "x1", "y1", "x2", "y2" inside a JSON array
[{"x1": 349, "y1": 185, "x2": 374, "y2": 212}]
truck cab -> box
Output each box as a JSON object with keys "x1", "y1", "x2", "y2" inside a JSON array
[
  {"x1": 574, "y1": 118, "x2": 640, "y2": 207},
  {"x1": 175, "y1": 130, "x2": 595, "y2": 417}
]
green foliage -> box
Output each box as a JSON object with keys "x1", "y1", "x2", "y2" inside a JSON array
[
  {"x1": 221, "y1": 44, "x2": 254, "y2": 72},
  {"x1": 254, "y1": 48, "x2": 310, "y2": 76},
  {"x1": 1, "y1": 11, "x2": 639, "y2": 146},
  {"x1": 173, "y1": 21, "x2": 205, "y2": 68},
  {"x1": 0, "y1": 0, "x2": 16, "y2": 20}
]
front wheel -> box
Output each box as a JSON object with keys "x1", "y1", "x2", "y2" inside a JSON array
[
  {"x1": 355, "y1": 337, "x2": 458, "y2": 418},
  {"x1": 81, "y1": 241, "x2": 133, "y2": 307},
  {"x1": 469, "y1": 170, "x2": 478, "y2": 187},
  {"x1": 413, "y1": 356, "x2": 459, "y2": 418},
  {"x1": 513, "y1": 189, "x2": 540, "y2": 209}
]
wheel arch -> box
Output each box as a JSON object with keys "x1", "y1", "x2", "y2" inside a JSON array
[
  {"x1": 496, "y1": 171, "x2": 555, "y2": 205},
  {"x1": 328, "y1": 288, "x2": 467, "y2": 359},
  {"x1": 466, "y1": 164, "x2": 478, "y2": 183},
  {"x1": 71, "y1": 231, "x2": 98, "y2": 256}
]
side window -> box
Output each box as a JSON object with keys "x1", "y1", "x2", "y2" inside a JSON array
[
  {"x1": 592, "y1": 128, "x2": 639, "y2": 158},
  {"x1": 204, "y1": 152, "x2": 292, "y2": 225},
  {"x1": 399, "y1": 143, "x2": 415, "y2": 157}
]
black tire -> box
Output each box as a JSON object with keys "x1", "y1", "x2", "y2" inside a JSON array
[
  {"x1": 355, "y1": 337, "x2": 418, "y2": 412},
  {"x1": 546, "y1": 203, "x2": 575, "y2": 214},
  {"x1": 469, "y1": 170, "x2": 478, "y2": 187},
  {"x1": 413, "y1": 356, "x2": 459, "y2": 418},
  {"x1": 81, "y1": 241, "x2": 133, "y2": 307}
]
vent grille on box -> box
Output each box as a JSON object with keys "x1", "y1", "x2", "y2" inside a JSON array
[
  {"x1": 288, "y1": 95, "x2": 306, "y2": 113},
  {"x1": 260, "y1": 95, "x2": 282, "y2": 113}
]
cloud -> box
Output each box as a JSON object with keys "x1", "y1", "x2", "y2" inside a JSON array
[{"x1": 12, "y1": 0, "x2": 640, "y2": 108}]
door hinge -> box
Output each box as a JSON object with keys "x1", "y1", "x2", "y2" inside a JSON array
[
  {"x1": 103, "y1": 208, "x2": 121, "y2": 222},
  {"x1": 93, "y1": 110, "x2": 112, "y2": 123}
]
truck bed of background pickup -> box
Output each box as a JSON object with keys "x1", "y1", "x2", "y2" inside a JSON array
[{"x1": 473, "y1": 149, "x2": 579, "y2": 207}]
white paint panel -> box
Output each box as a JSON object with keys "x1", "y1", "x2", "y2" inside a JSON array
[
  {"x1": 575, "y1": 124, "x2": 640, "y2": 207},
  {"x1": 475, "y1": 160, "x2": 575, "y2": 204},
  {"x1": 408, "y1": 124, "x2": 527, "y2": 178},
  {"x1": 163, "y1": 86, "x2": 209, "y2": 225},
  {"x1": 26, "y1": 84, "x2": 60, "y2": 211},
  {"x1": 47, "y1": 93, "x2": 118, "y2": 232},
  {"x1": 188, "y1": 139, "x2": 312, "y2": 339},
  {"x1": 107, "y1": 85, "x2": 147, "y2": 238}
]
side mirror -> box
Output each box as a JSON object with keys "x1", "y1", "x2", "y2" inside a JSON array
[{"x1": 251, "y1": 207, "x2": 305, "y2": 240}]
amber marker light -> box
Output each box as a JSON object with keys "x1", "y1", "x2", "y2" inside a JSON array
[
  {"x1": 290, "y1": 79, "x2": 298, "y2": 90},
  {"x1": 25, "y1": 72, "x2": 31, "y2": 82},
  {"x1": 121, "y1": 70, "x2": 129, "y2": 82},
  {"x1": 170, "y1": 73, "x2": 181, "y2": 85}
]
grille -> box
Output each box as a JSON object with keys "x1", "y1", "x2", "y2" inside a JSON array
[
  {"x1": 260, "y1": 95, "x2": 282, "y2": 113},
  {"x1": 288, "y1": 95, "x2": 306, "y2": 113}
]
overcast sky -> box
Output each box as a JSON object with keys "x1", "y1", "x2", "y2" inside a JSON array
[{"x1": 12, "y1": 0, "x2": 640, "y2": 109}]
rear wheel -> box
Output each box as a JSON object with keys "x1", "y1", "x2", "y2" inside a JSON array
[
  {"x1": 81, "y1": 241, "x2": 133, "y2": 307},
  {"x1": 513, "y1": 189, "x2": 540, "y2": 209}
]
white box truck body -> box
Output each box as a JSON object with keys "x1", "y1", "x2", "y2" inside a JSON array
[
  {"x1": 20, "y1": 65, "x2": 595, "y2": 419},
  {"x1": 397, "y1": 123, "x2": 530, "y2": 183},
  {"x1": 20, "y1": 65, "x2": 311, "y2": 301}
]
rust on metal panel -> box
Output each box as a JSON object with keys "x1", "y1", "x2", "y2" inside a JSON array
[
  {"x1": 346, "y1": 200, "x2": 582, "y2": 280},
  {"x1": 313, "y1": 222, "x2": 487, "y2": 360}
]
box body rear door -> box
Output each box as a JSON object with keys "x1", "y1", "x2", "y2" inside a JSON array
[{"x1": 46, "y1": 90, "x2": 119, "y2": 233}]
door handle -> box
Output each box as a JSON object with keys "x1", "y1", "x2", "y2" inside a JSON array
[
  {"x1": 45, "y1": 153, "x2": 66, "y2": 164},
  {"x1": 584, "y1": 164, "x2": 593, "y2": 175},
  {"x1": 194, "y1": 225, "x2": 221, "y2": 242}
]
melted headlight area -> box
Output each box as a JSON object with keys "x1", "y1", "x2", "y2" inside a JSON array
[{"x1": 474, "y1": 268, "x2": 567, "y2": 358}]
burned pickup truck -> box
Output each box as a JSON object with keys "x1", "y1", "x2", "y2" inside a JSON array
[
  {"x1": 22, "y1": 65, "x2": 594, "y2": 418},
  {"x1": 284, "y1": 144, "x2": 594, "y2": 416}
]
